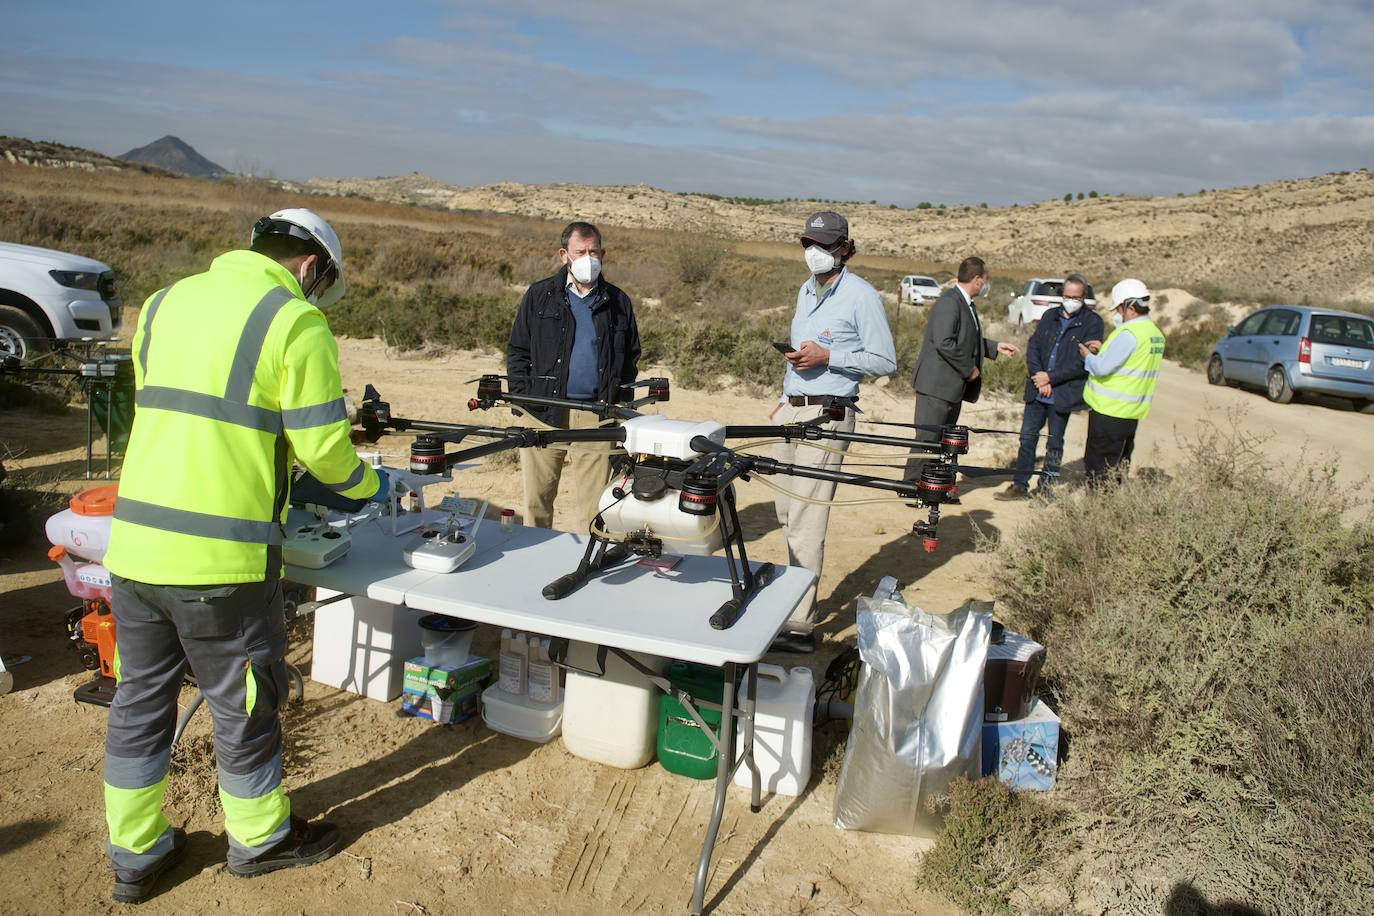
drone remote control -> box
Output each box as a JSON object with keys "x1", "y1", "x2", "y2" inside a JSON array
[
  {"x1": 403, "y1": 527, "x2": 477, "y2": 572},
  {"x1": 284, "y1": 524, "x2": 352, "y2": 569}
]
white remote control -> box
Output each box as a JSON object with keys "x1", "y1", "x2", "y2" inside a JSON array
[
  {"x1": 402, "y1": 497, "x2": 487, "y2": 573},
  {"x1": 284, "y1": 523, "x2": 352, "y2": 569}
]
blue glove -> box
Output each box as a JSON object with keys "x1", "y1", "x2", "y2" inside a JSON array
[{"x1": 369, "y1": 467, "x2": 391, "y2": 504}]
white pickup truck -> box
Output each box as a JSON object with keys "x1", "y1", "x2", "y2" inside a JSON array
[{"x1": 0, "y1": 241, "x2": 123, "y2": 358}]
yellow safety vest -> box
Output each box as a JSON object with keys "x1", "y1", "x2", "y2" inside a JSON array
[
  {"x1": 105, "y1": 250, "x2": 377, "y2": 584},
  {"x1": 1083, "y1": 317, "x2": 1165, "y2": 421}
]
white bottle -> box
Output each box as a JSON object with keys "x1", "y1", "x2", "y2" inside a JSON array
[
  {"x1": 498, "y1": 629, "x2": 527, "y2": 695},
  {"x1": 527, "y1": 638, "x2": 561, "y2": 706},
  {"x1": 734, "y1": 664, "x2": 815, "y2": 797}
]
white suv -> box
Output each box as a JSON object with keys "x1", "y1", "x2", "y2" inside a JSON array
[
  {"x1": 0, "y1": 242, "x2": 123, "y2": 358},
  {"x1": 1007, "y1": 278, "x2": 1097, "y2": 327},
  {"x1": 899, "y1": 274, "x2": 941, "y2": 305}
]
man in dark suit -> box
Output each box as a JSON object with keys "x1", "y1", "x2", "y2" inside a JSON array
[
  {"x1": 905, "y1": 256, "x2": 1018, "y2": 480},
  {"x1": 995, "y1": 274, "x2": 1103, "y2": 499}
]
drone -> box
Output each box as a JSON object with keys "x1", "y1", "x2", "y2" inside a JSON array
[{"x1": 355, "y1": 375, "x2": 1032, "y2": 631}]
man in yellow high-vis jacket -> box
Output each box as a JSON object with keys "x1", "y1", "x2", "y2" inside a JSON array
[
  {"x1": 1078, "y1": 278, "x2": 1165, "y2": 485},
  {"x1": 101, "y1": 210, "x2": 388, "y2": 903}
]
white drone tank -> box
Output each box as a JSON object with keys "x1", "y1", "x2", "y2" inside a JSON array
[{"x1": 594, "y1": 482, "x2": 723, "y2": 556}]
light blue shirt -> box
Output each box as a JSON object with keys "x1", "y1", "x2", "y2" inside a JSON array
[
  {"x1": 1084, "y1": 315, "x2": 1145, "y2": 377},
  {"x1": 781, "y1": 268, "x2": 897, "y2": 398}
]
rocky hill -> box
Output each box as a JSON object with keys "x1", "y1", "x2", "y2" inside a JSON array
[
  {"x1": 0, "y1": 136, "x2": 172, "y2": 176},
  {"x1": 307, "y1": 170, "x2": 1374, "y2": 305},
  {"x1": 120, "y1": 135, "x2": 228, "y2": 178}
]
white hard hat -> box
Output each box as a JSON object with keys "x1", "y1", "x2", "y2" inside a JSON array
[
  {"x1": 1110, "y1": 278, "x2": 1150, "y2": 308},
  {"x1": 251, "y1": 208, "x2": 347, "y2": 309}
]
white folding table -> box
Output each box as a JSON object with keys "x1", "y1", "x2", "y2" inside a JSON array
[{"x1": 286, "y1": 516, "x2": 813, "y2": 915}]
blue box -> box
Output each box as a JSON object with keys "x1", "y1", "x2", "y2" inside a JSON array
[{"x1": 981, "y1": 699, "x2": 1060, "y2": 791}]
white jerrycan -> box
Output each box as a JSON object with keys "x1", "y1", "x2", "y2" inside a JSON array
[{"x1": 735, "y1": 664, "x2": 815, "y2": 797}]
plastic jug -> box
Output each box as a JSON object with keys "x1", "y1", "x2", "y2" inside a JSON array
[
  {"x1": 657, "y1": 662, "x2": 724, "y2": 780},
  {"x1": 45, "y1": 485, "x2": 117, "y2": 563},
  {"x1": 48, "y1": 546, "x2": 112, "y2": 601},
  {"x1": 561, "y1": 641, "x2": 669, "y2": 769},
  {"x1": 734, "y1": 664, "x2": 815, "y2": 797}
]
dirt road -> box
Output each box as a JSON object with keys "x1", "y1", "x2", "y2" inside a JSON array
[{"x1": 0, "y1": 337, "x2": 1367, "y2": 916}]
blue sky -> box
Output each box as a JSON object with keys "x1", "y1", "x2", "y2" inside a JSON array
[{"x1": 3, "y1": 0, "x2": 1373, "y2": 205}]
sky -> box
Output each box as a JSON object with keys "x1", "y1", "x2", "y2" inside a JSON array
[{"x1": 3, "y1": 0, "x2": 1373, "y2": 206}]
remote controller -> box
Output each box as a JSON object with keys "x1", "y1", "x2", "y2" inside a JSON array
[
  {"x1": 403, "y1": 527, "x2": 477, "y2": 572},
  {"x1": 284, "y1": 524, "x2": 352, "y2": 569}
]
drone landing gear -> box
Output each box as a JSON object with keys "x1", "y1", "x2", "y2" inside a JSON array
[{"x1": 542, "y1": 536, "x2": 632, "y2": 600}]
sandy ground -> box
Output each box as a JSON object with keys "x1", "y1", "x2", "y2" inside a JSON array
[{"x1": 1, "y1": 332, "x2": 1370, "y2": 916}]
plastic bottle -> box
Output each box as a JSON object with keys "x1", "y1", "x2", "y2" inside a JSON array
[
  {"x1": 500, "y1": 508, "x2": 516, "y2": 536},
  {"x1": 499, "y1": 630, "x2": 527, "y2": 695},
  {"x1": 528, "y1": 637, "x2": 561, "y2": 706},
  {"x1": 733, "y1": 664, "x2": 816, "y2": 797}
]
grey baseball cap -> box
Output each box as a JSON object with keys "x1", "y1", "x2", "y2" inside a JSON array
[{"x1": 800, "y1": 210, "x2": 848, "y2": 245}]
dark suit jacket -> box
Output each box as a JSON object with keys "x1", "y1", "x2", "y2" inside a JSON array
[
  {"x1": 1022, "y1": 306, "x2": 1105, "y2": 411},
  {"x1": 913, "y1": 286, "x2": 998, "y2": 403}
]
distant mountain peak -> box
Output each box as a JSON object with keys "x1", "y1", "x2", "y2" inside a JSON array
[{"x1": 120, "y1": 135, "x2": 229, "y2": 178}]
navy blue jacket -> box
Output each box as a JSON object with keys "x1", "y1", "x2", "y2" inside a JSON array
[{"x1": 1022, "y1": 306, "x2": 1105, "y2": 411}]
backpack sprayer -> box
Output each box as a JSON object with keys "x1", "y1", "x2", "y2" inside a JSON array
[{"x1": 356, "y1": 376, "x2": 1036, "y2": 631}]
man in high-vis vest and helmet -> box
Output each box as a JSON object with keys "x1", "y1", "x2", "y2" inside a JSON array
[
  {"x1": 101, "y1": 209, "x2": 388, "y2": 903},
  {"x1": 1078, "y1": 278, "x2": 1165, "y2": 485}
]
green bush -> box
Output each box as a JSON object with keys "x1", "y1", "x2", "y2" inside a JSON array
[
  {"x1": 985, "y1": 423, "x2": 1374, "y2": 913},
  {"x1": 1166, "y1": 316, "x2": 1230, "y2": 370}
]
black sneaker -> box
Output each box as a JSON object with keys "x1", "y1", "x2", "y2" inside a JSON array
[
  {"x1": 770, "y1": 631, "x2": 817, "y2": 654},
  {"x1": 994, "y1": 484, "x2": 1031, "y2": 501},
  {"x1": 112, "y1": 827, "x2": 187, "y2": 904},
  {"x1": 228, "y1": 816, "x2": 341, "y2": 878}
]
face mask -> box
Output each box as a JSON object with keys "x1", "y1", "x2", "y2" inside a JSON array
[
  {"x1": 298, "y1": 264, "x2": 321, "y2": 306},
  {"x1": 1112, "y1": 308, "x2": 1126, "y2": 326},
  {"x1": 568, "y1": 254, "x2": 601, "y2": 285},
  {"x1": 978, "y1": 277, "x2": 991, "y2": 298},
  {"x1": 804, "y1": 245, "x2": 838, "y2": 275},
  {"x1": 1062, "y1": 297, "x2": 1083, "y2": 315}
]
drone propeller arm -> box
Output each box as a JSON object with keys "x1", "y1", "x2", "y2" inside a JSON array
[{"x1": 721, "y1": 423, "x2": 944, "y2": 454}]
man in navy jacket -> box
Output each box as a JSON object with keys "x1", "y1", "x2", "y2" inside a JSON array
[{"x1": 996, "y1": 275, "x2": 1104, "y2": 499}]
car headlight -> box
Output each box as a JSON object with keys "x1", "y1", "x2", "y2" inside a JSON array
[{"x1": 49, "y1": 269, "x2": 103, "y2": 291}]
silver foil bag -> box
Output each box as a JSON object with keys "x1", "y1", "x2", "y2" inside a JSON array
[{"x1": 833, "y1": 594, "x2": 991, "y2": 835}]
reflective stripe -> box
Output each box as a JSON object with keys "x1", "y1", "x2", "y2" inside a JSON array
[
  {"x1": 104, "y1": 749, "x2": 171, "y2": 790},
  {"x1": 325, "y1": 461, "x2": 367, "y2": 493},
  {"x1": 219, "y1": 755, "x2": 283, "y2": 801},
  {"x1": 106, "y1": 778, "x2": 171, "y2": 856},
  {"x1": 137, "y1": 386, "x2": 284, "y2": 434},
  {"x1": 137, "y1": 286, "x2": 172, "y2": 376},
  {"x1": 115, "y1": 497, "x2": 284, "y2": 545},
  {"x1": 1087, "y1": 380, "x2": 1153, "y2": 404},
  {"x1": 1114, "y1": 368, "x2": 1160, "y2": 379},
  {"x1": 224, "y1": 287, "x2": 294, "y2": 403},
  {"x1": 244, "y1": 660, "x2": 257, "y2": 717},
  {"x1": 282, "y1": 397, "x2": 347, "y2": 430},
  {"x1": 220, "y1": 784, "x2": 291, "y2": 851}
]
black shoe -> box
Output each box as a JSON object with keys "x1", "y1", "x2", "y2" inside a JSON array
[
  {"x1": 770, "y1": 631, "x2": 817, "y2": 654},
  {"x1": 994, "y1": 484, "x2": 1031, "y2": 501},
  {"x1": 228, "y1": 816, "x2": 341, "y2": 878},
  {"x1": 112, "y1": 827, "x2": 187, "y2": 904}
]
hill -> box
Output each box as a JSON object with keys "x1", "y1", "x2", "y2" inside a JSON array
[
  {"x1": 0, "y1": 135, "x2": 172, "y2": 176},
  {"x1": 120, "y1": 135, "x2": 229, "y2": 178},
  {"x1": 306, "y1": 170, "x2": 1374, "y2": 306}
]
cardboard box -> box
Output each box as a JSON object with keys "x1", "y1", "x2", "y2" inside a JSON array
[
  {"x1": 403, "y1": 655, "x2": 491, "y2": 694},
  {"x1": 400, "y1": 684, "x2": 482, "y2": 725},
  {"x1": 981, "y1": 698, "x2": 1060, "y2": 791},
  {"x1": 399, "y1": 655, "x2": 491, "y2": 725}
]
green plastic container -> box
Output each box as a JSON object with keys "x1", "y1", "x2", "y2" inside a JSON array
[{"x1": 657, "y1": 662, "x2": 724, "y2": 780}]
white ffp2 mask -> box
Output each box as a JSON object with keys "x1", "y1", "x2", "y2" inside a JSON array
[
  {"x1": 804, "y1": 246, "x2": 838, "y2": 275},
  {"x1": 569, "y1": 255, "x2": 601, "y2": 285}
]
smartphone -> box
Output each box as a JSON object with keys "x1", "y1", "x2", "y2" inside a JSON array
[{"x1": 772, "y1": 340, "x2": 797, "y2": 355}]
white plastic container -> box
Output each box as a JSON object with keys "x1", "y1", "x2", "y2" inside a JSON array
[
  {"x1": 561, "y1": 641, "x2": 669, "y2": 769},
  {"x1": 527, "y1": 637, "x2": 562, "y2": 705},
  {"x1": 418, "y1": 615, "x2": 476, "y2": 669},
  {"x1": 310, "y1": 591, "x2": 425, "y2": 701},
  {"x1": 595, "y1": 483, "x2": 722, "y2": 556},
  {"x1": 734, "y1": 664, "x2": 815, "y2": 797},
  {"x1": 499, "y1": 629, "x2": 528, "y2": 695},
  {"x1": 45, "y1": 485, "x2": 117, "y2": 563},
  {"x1": 481, "y1": 683, "x2": 562, "y2": 743}
]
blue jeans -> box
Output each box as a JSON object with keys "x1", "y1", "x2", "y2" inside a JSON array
[{"x1": 1013, "y1": 400, "x2": 1071, "y2": 490}]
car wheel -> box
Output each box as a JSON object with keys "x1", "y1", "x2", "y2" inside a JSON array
[
  {"x1": 0, "y1": 306, "x2": 46, "y2": 360},
  {"x1": 1359, "y1": 399, "x2": 1374, "y2": 415},
  {"x1": 1265, "y1": 366, "x2": 1294, "y2": 404},
  {"x1": 1206, "y1": 354, "x2": 1226, "y2": 386}
]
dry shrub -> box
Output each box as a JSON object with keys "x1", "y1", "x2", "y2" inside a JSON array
[
  {"x1": 917, "y1": 777, "x2": 1065, "y2": 916},
  {"x1": 985, "y1": 420, "x2": 1374, "y2": 913}
]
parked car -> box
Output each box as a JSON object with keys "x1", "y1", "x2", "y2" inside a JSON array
[
  {"x1": 0, "y1": 241, "x2": 123, "y2": 359},
  {"x1": 1007, "y1": 278, "x2": 1097, "y2": 326},
  {"x1": 899, "y1": 274, "x2": 941, "y2": 305},
  {"x1": 1207, "y1": 305, "x2": 1374, "y2": 410}
]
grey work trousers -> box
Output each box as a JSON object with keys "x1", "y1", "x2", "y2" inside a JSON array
[
  {"x1": 104, "y1": 573, "x2": 291, "y2": 879},
  {"x1": 772, "y1": 402, "x2": 855, "y2": 634}
]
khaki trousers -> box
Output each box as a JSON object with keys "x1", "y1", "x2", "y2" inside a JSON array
[
  {"x1": 772, "y1": 402, "x2": 855, "y2": 633},
  {"x1": 520, "y1": 409, "x2": 616, "y2": 533}
]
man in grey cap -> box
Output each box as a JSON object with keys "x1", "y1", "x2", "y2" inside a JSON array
[{"x1": 770, "y1": 211, "x2": 896, "y2": 654}]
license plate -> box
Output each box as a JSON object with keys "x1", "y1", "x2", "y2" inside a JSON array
[{"x1": 1330, "y1": 357, "x2": 1365, "y2": 368}]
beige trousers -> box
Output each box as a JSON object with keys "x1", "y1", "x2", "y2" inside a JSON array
[
  {"x1": 520, "y1": 409, "x2": 616, "y2": 533},
  {"x1": 772, "y1": 402, "x2": 855, "y2": 633}
]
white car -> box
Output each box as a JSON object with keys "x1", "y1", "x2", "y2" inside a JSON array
[
  {"x1": 899, "y1": 274, "x2": 941, "y2": 305},
  {"x1": 1007, "y1": 278, "x2": 1097, "y2": 327},
  {"x1": 0, "y1": 241, "x2": 123, "y2": 359}
]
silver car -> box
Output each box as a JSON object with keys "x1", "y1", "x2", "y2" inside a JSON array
[{"x1": 1207, "y1": 305, "x2": 1374, "y2": 411}]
